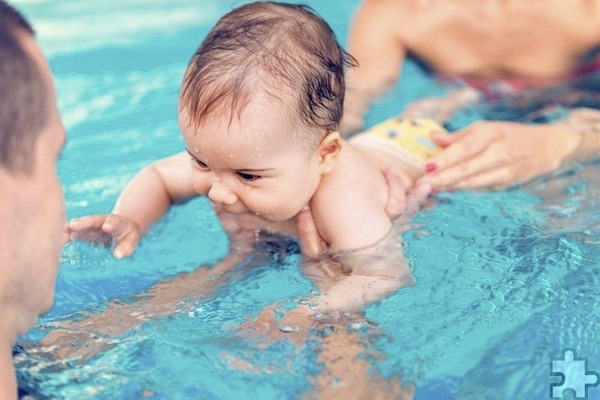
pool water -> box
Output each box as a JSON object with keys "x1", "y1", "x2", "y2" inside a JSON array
[{"x1": 14, "y1": 1, "x2": 600, "y2": 399}]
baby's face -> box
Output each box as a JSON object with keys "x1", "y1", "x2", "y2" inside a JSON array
[{"x1": 180, "y1": 96, "x2": 324, "y2": 222}]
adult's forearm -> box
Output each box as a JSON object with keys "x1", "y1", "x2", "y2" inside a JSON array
[{"x1": 561, "y1": 108, "x2": 600, "y2": 163}]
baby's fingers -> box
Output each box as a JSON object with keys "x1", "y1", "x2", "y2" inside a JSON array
[
  {"x1": 66, "y1": 215, "x2": 113, "y2": 246},
  {"x1": 66, "y1": 215, "x2": 109, "y2": 234},
  {"x1": 111, "y1": 230, "x2": 140, "y2": 259},
  {"x1": 100, "y1": 215, "x2": 140, "y2": 258},
  {"x1": 101, "y1": 214, "x2": 132, "y2": 237}
]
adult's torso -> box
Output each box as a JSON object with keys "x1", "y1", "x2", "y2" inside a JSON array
[{"x1": 397, "y1": 0, "x2": 600, "y2": 78}]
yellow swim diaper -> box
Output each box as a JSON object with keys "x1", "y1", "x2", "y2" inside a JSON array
[{"x1": 351, "y1": 117, "x2": 443, "y2": 167}]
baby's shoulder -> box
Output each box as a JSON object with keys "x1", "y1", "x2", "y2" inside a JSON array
[{"x1": 310, "y1": 154, "x2": 392, "y2": 251}]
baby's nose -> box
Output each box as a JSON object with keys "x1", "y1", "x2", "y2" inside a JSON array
[{"x1": 207, "y1": 181, "x2": 238, "y2": 206}]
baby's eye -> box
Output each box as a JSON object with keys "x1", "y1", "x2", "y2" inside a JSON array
[
  {"x1": 236, "y1": 172, "x2": 260, "y2": 182},
  {"x1": 192, "y1": 158, "x2": 209, "y2": 170}
]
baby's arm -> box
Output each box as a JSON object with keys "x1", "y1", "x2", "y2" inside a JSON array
[
  {"x1": 250, "y1": 224, "x2": 412, "y2": 340},
  {"x1": 303, "y1": 177, "x2": 411, "y2": 315},
  {"x1": 307, "y1": 225, "x2": 413, "y2": 316},
  {"x1": 314, "y1": 192, "x2": 392, "y2": 253},
  {"x1": 67, "y1": 151, "x2": 199, "y2": 258},
  {"x1": 343, "y1": 0, "x2": 406, "y2": 136},
  {"x1": 311, "y1": 164, "x2": 392, "y2": 253}
]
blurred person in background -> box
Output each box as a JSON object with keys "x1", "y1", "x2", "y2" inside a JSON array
[{"x1": 342, "y1": 0, "x2": 600, "y2": 190}]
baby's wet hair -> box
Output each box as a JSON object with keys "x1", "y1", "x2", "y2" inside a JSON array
[{"x1": 180, "y1": 1, "x2": 356, "y2": 148}]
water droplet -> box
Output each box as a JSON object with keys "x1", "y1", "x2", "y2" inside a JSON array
[
  {"x1": 279, "y1": 324, "x2": 300, "y2": 333},
  {"x1": 329, "y1": 378, "x2": 342, "y2": 388},
  {"x1": 273, "y1": 307, "x2": 287, "y2": 320},
  {"x1": 349, "y1": 321, "x2": 368, "y2": 332}
]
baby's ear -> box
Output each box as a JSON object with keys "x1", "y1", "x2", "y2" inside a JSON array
[{"x1": 318, "y1": 131, "x2": 341, "y2": 174}]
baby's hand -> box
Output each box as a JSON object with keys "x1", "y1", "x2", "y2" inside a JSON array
[{"x1": 66, "y1": 214, "x2": 141, "y2": 259}]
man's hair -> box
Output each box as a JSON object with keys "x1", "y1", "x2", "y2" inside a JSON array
[
  {"x1": 180, "y1": 1, "x2": 356, "y2": 148},
  {"x1": 0, "y1": 1, "x2": 49, "y2": 173}
]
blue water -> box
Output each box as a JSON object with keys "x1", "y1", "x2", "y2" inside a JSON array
[{"x1": 13, "y1": 1, "x2": 600, "y2": 399}]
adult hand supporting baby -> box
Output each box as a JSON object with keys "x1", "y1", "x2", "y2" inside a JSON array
[
  {"x1": 417, "y1": 120, "x2": 584, "y2": 190},
  {"x1": 297, "y1": 168, "x2": 431, "y2": 257}
]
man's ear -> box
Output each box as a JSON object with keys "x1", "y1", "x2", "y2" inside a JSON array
[{"x1": 318, "y1": 131, "x2": 341, "y2": 174}]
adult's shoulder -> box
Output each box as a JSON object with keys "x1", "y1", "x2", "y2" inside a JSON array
[
  {"x1": 351, "y1": 0, "x2": 417, "y2": 41},
  {"x1": 356, "y1": 0, "x2": 414, "y2": 16}
]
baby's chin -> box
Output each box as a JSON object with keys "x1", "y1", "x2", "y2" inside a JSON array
[
  {"x1": 250, "y1": 207, "x2": 304, "y2": 222},
  {"x1": 253, "y1": 210, "x2": 294, "y2": 222},
  {"x1": 229, "y1": 211, "x2": 288, "y2": 227}
]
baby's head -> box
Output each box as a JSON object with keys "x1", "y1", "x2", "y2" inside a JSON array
[
  {"x1": 180, "y1": 1, "x2": 354, "y2": 149},
  {"x1": 179, "y1": 2, "x2": 355, "y2": 221}
]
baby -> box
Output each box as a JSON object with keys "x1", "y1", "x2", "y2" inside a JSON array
[{"x1": 68, "y1": 1, "x2": 442, "y2": 314}]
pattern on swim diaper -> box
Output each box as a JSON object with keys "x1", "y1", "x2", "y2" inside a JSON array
[{"x1": 365, "y1": 117, "x2": 442, "y2": 163}]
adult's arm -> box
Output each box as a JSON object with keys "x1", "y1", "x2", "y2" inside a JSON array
[
  {"x1": 417, "y1": 108, "x2": 600, "y2": 190},
  {"x1": 342, "y1": 0, "x2": 406, "y2": 136}
]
